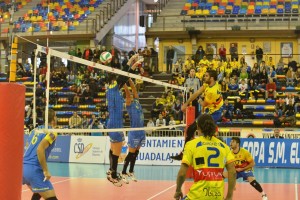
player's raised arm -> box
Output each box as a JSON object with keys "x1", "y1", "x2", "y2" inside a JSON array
[
  {"x1": 123, "y1": 83, "x2": 131, "y2": 106},
  {"x1": 181, "y1": 85, "x2": 205, "y2": 111},
  {"x1": 128, "y1": 78, "x2": 138, "y2": 99}
]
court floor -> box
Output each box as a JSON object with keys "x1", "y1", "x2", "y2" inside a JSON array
[{"x1": 22, "y1": 163, "x2": 300, "y2": 200}]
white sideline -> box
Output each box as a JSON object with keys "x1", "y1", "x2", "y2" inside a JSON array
[{"x1": 146, "y1": 184, "x2": 176, "y2": 200}]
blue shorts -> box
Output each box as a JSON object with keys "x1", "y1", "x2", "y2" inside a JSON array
[
  {"x1": 237, "y1": 170, "x2": 254, "y2": 181},
  {"x1": 23, "y1": 164, "x2": 54, "y2": 192},
  {"x1": 109, "y1": 132, "x2": 125, "y2": 143},
  {"x1": 207, "y1": 108, "x2": 223, "y2": 122},
  {"x1": 128, "y1": 131, "x2": 146, "y2": 148}
]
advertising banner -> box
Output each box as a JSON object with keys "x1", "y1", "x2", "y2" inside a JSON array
[
  {"x1": 104, "y1": 136, "x2": 185, "y2": 166},
  {"x1": 48, "y1": 136, "x2": 71, "y2": 162},
  {"x1": 69, "y1": 136, "x2": 107, "y2": 164},
  {"x1": 239, "y1": 138, "x2": 300, "y2": 168}
]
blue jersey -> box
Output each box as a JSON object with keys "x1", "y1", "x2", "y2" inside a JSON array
[
  {"x1": 126, "y1": 98, "x2": 144, "y2": 128},
  {"x1": 23, "y1": 126, "x2": 57, "y2": 166},
  {"x1": 106, "y1": 81, "x2": 124, "y2": 129}
]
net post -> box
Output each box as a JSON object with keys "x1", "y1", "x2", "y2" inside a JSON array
[
  {"x1": 44, "y1": 48, "x2": 51, "y2": 130},
  {"x1": 33, "y1": 48, "x2": 39, "y2": 127}
]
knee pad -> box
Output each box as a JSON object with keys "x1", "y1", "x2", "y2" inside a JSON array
[{"x1": 46, "y1": 197, "x2": 58, "y2": 200}]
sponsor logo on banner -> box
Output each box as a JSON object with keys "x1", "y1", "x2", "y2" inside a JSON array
[
  {"x1": 48, "y1": 136, "x2": 71, "y2": 162},
  {"x1": 69, "y1": 136, "x2": 106, "y2": 164},
  {"x1": 104, "y1": 137, "x2": 185, "y2": 166}
]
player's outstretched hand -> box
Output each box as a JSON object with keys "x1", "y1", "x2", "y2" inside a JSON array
[
  {"x1": 174, "y1": 191, "x2": 183, "y2": 200},
  {"x1": 43, "y1": 170, "x2": 51, "y2": 181}
]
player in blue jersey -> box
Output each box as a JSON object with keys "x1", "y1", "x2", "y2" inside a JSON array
[
  {"x1": 23, "y1": 109, "x2": 58, "y2": 200},
  {"x1": 120, "y1": 78, "x2": 145, "y2": 184},
  {"x1": 106, "y1": 54, "x2": 144, "y2": 186}
]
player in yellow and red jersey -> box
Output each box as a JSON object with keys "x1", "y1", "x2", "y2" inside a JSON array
[
  {"x1": 171, "y1": 70, "x2": 224, "y2": 161},
  {"x1": 174, "y1": 114, "x2": 236, "y2": 200},
  {"x1": 225, "y1": 137, "x2": 268, "y2": 200}
]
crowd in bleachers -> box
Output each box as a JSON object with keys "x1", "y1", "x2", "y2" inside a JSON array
[{"x1": 160, "y1": 44, "x2": 300, "y2": 127}]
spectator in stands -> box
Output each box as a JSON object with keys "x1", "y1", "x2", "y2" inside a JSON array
[
  {"x1": 146, "y1": 118, "x2": 155, "y2": 135},
  {"x1": 234, "y1": 97, "x2": 243, "y2": 120},
  {"x1": 183, "y1": 56, "x2": 195, "y2": 76},
  {"x1": 166, "y1": 46, "x2": 175, "y2": 73},
  {"x1": 288, "y1": 58, "x2": 298, "y2": 72},
  {"x1": 111, "y1": 57, "x2": 121, "y2": 69},
  {"x1": 257, "y1": 80, "x2": 267, "y2": 99},
  {"x1": 199, "y1": 56, "x2": 210, "y2": 68},
  {"x1": 267, "y1": 66, "x2": 277, "y2": 82},
  {"x1": 255, "y1": 45, "x2": 264, "y2": 67},
  {"x1": 275, "y1": 99, "x2": 285, "y2": 117},
  {"x1": 220, "y1": 80, "x2": 228, "y2": 100},
  {"x1": 229, "y1": 43, "x2": 238, "y2": 61},
  {"x1": 228, "y1": 78, "x2": 239, "y2": 96},
  {"x1": 238, "y1": 79, "x2": 248, "y2": 99},
  {"x1": 276, "y1": 58, "x2": 285, "y2": 75},
  {"x1": 195, "y1": 45, "x2": 205, "y2": 64},
  {"x1": 172, "y1": 61, "x2": 183, "y2": 78},
  {"x1": 88, "y1": 114, "x2": 97, "y2": 129},
  {"x1": 265, "y1": 78, "x2": 277, "y2": 99},
  {"x1": 222, "y1": 99, "x2": 233, "y2": 122},
  {"x1": 294, "y1": 92, "x2": 300, "y2": 113},
  {"x1": 259, "y1": 68, "x2": 268, "y2": 84},
  {"x1": 259, "y1": 61, "x2": 267, "y2": 73},
  {"x1": 286, "y1": 67, "x2": 295, "y2": 87},
  {"x1": 128, "y1": 47, "x2": 137, "y2": 59},
  {"x1": 250, "y1": 67, "x2": 260, "y2": 84},
  {"x1": 142, "y1": 47, "x2": 151, "y2": 68},
  {"x1": 184, "y1": 68, "x2": 201, "y2": 118},
  {"x1": 69, "y1": 111, "x2": 82, "y2": 128},
  {"x1": 248, "y1": 79, "x2": 259, "y2": 100},
  {"x1": 156, "y1": 113, "x2": 166, "y2": 127},
  {"x1": 83, "y1": 46, "x2": 93, "y2": 61},
  {"x1": 239, "y1": 67, "x2": 248, "y2": 83},
  {"x1": 168, "y1": 116, "x2": 176, "y2": 129},
  {"x1": 266, "y1": 56, "x2": 275, "y2": 68},
  {"x1": 93, "y1": 47, "x2": 100, "y2": 63},
  {"x1": 82, "y1": 115, "x2": 89, "y2": 128},
  {"x1": 151, "y1": 98, "x2": 163, "y2": 119},
  {"x1": 172, "y1": 99, "x2": 183, "y2": 121},
  {"x1": 176, "y1": 73, "x2": 185, "y2": 86},
  {"x1": 219, "y1": 44, "x2": 227, "y2": 62},
  {"x1": 73, "y1": 92, "x2": 80, "y2": 105},
  {"x1": 166, "y1": 90, "x2": 176, "y2": 108},
  {"x1": 270, "y1": 129, "x2": 284, "y2": 139},
  {"x1": 284, "y1": 99, "x2": 295, "y2": 117},
  {"x1": 285, "y1": 93, "x2": 295, "y2": 106},
  {"x1": 206, "y1": 44, "x2": 214, "y2": 61},
  {"x1": 110, "y1": 46, "x2": 121, "y2": 63},
  {"x1": 295, "y1": 67, "x2": 300, "y2": 87},
  {"x1": 150, "y1": 48, "x2": 158, "y2": 73}
]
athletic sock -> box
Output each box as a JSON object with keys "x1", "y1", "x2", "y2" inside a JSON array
[
  {"x1": 31, "y1": 193, "x2": 41, "y2": 200},
  {"x1": 122, "y1": 152, "x2": 135, "y2": 174},
  {"x1": 111, "y1": 154, "x2": 119, "y2": 179},
  {"x1": 129, "y1": 150, "x2": 139, "y2": 173},
  {"x1": 109, "y1": 149, "x2": 113, "y2": 171},
  {"x1": 250, "y1": 180, "x2": 263, "y2": 193}
]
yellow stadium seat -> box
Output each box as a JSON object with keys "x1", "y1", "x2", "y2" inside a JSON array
[
  {"x1": 247, "y1": 99, "x2": 256, "y2": 103},
  {"x1": 203, "y1": 9, "x2": 210, "y2": 15},
  {"x1": 89, "y1": 6, "x2": 95, "y2": 12},
  {"x1": 30, "y1": 16, "x2": 37, "y2": 22},
  {"x1": 248, "y1": 5, "x2": 254, "y2": 10},
  {"x1": 27, "y1": 9, "x2": 33, "y2": 14},
  {"x1": 253, "y1": 120, "x2": 263, "y2": 125},
  {"x1": 78, "y1": 10, "x2": 84, "y2": 15},
  {"x1": 54, "y1": 2, "x2": 59, "y2": 7},
  {"x1": 185, "y1": 3, "x2": 191, "y2": 7},
  {"x1": 73, "y1": 20, "x2": 79, "y2": 26},
  {"x1": 226, "y1": 5, "x2": 233, "y2": 10},
  {"x1": 221, "y1": 0, "x2": 228, "y2": 3},
  {"x1": 22, "y1": 1, "x2": 27, "y2": 6},
  {"x1": 187, "y1": 10, "x2": 195, "y2": 15},
  {"x1": 61, "y1": 25, "x2": 68, "y2": 31},
  {"x1": 256, "y1": 2, "x2": 262, "y2": 6},
  {"x1": 296, "y1": 121, "x2": 300, "y2": 125},
  {"x1": 263, "y1": 2, "x2": 269, "y2": 6},
  {"x1": 270, "y1": 8, "x2": 276, "y2": 14},
  {"x1": 262, "y1": 9, "x2": 269, "y2": 14},
  {"x1": 212, "y1": 6, "x2": 218, "y2": 10},
  {"x1": 195, "y1": 9, "x2": 202, "y2": 15},
  {"x1": 256, "y1": 99, "x2": 265, "y2": 103},
  {"x1": 296, "y1": 113, "x2": 300, "y2": 118},
  {"x1": 265, "y1": 106, "x2": 275, "y2": 110},
  {"x1": 292, "y1": 5, "x2": 298, "y2": 9},
  {"x1": 64, "y1": 0, "x2": 69, "y2": 3}
]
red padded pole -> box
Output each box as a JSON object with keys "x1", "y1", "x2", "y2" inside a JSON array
[
  {"x1": 0, "y1": 83, "x2": 25, "y2": 200},
  {"x1": 185, "y1": 106, "x2": 195, "y2": 179}
]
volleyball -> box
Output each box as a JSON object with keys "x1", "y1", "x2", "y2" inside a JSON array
[{"x1": 100, "y1": 51, "x2": 112, "y2": 64}]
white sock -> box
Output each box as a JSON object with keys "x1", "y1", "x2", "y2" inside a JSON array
[{"x1": 261, "y1": 191, "x2": 266, "y2": 196}]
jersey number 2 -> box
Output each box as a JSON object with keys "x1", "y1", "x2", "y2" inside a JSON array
[{"x1": 207, "y1": 147, "x2": 220, "y2": 167}]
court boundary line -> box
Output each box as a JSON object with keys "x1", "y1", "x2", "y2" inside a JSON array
[
  {"x1": 146, "y1": 184, "x2": 176, "y2": 200},
  {"x1": 295, "y1": 176, "x2": 298, "y2": 200}
]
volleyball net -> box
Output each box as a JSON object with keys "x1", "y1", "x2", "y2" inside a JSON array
[{"x1": 16, "y1": 35, "x2": 187, "y2": 136}]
